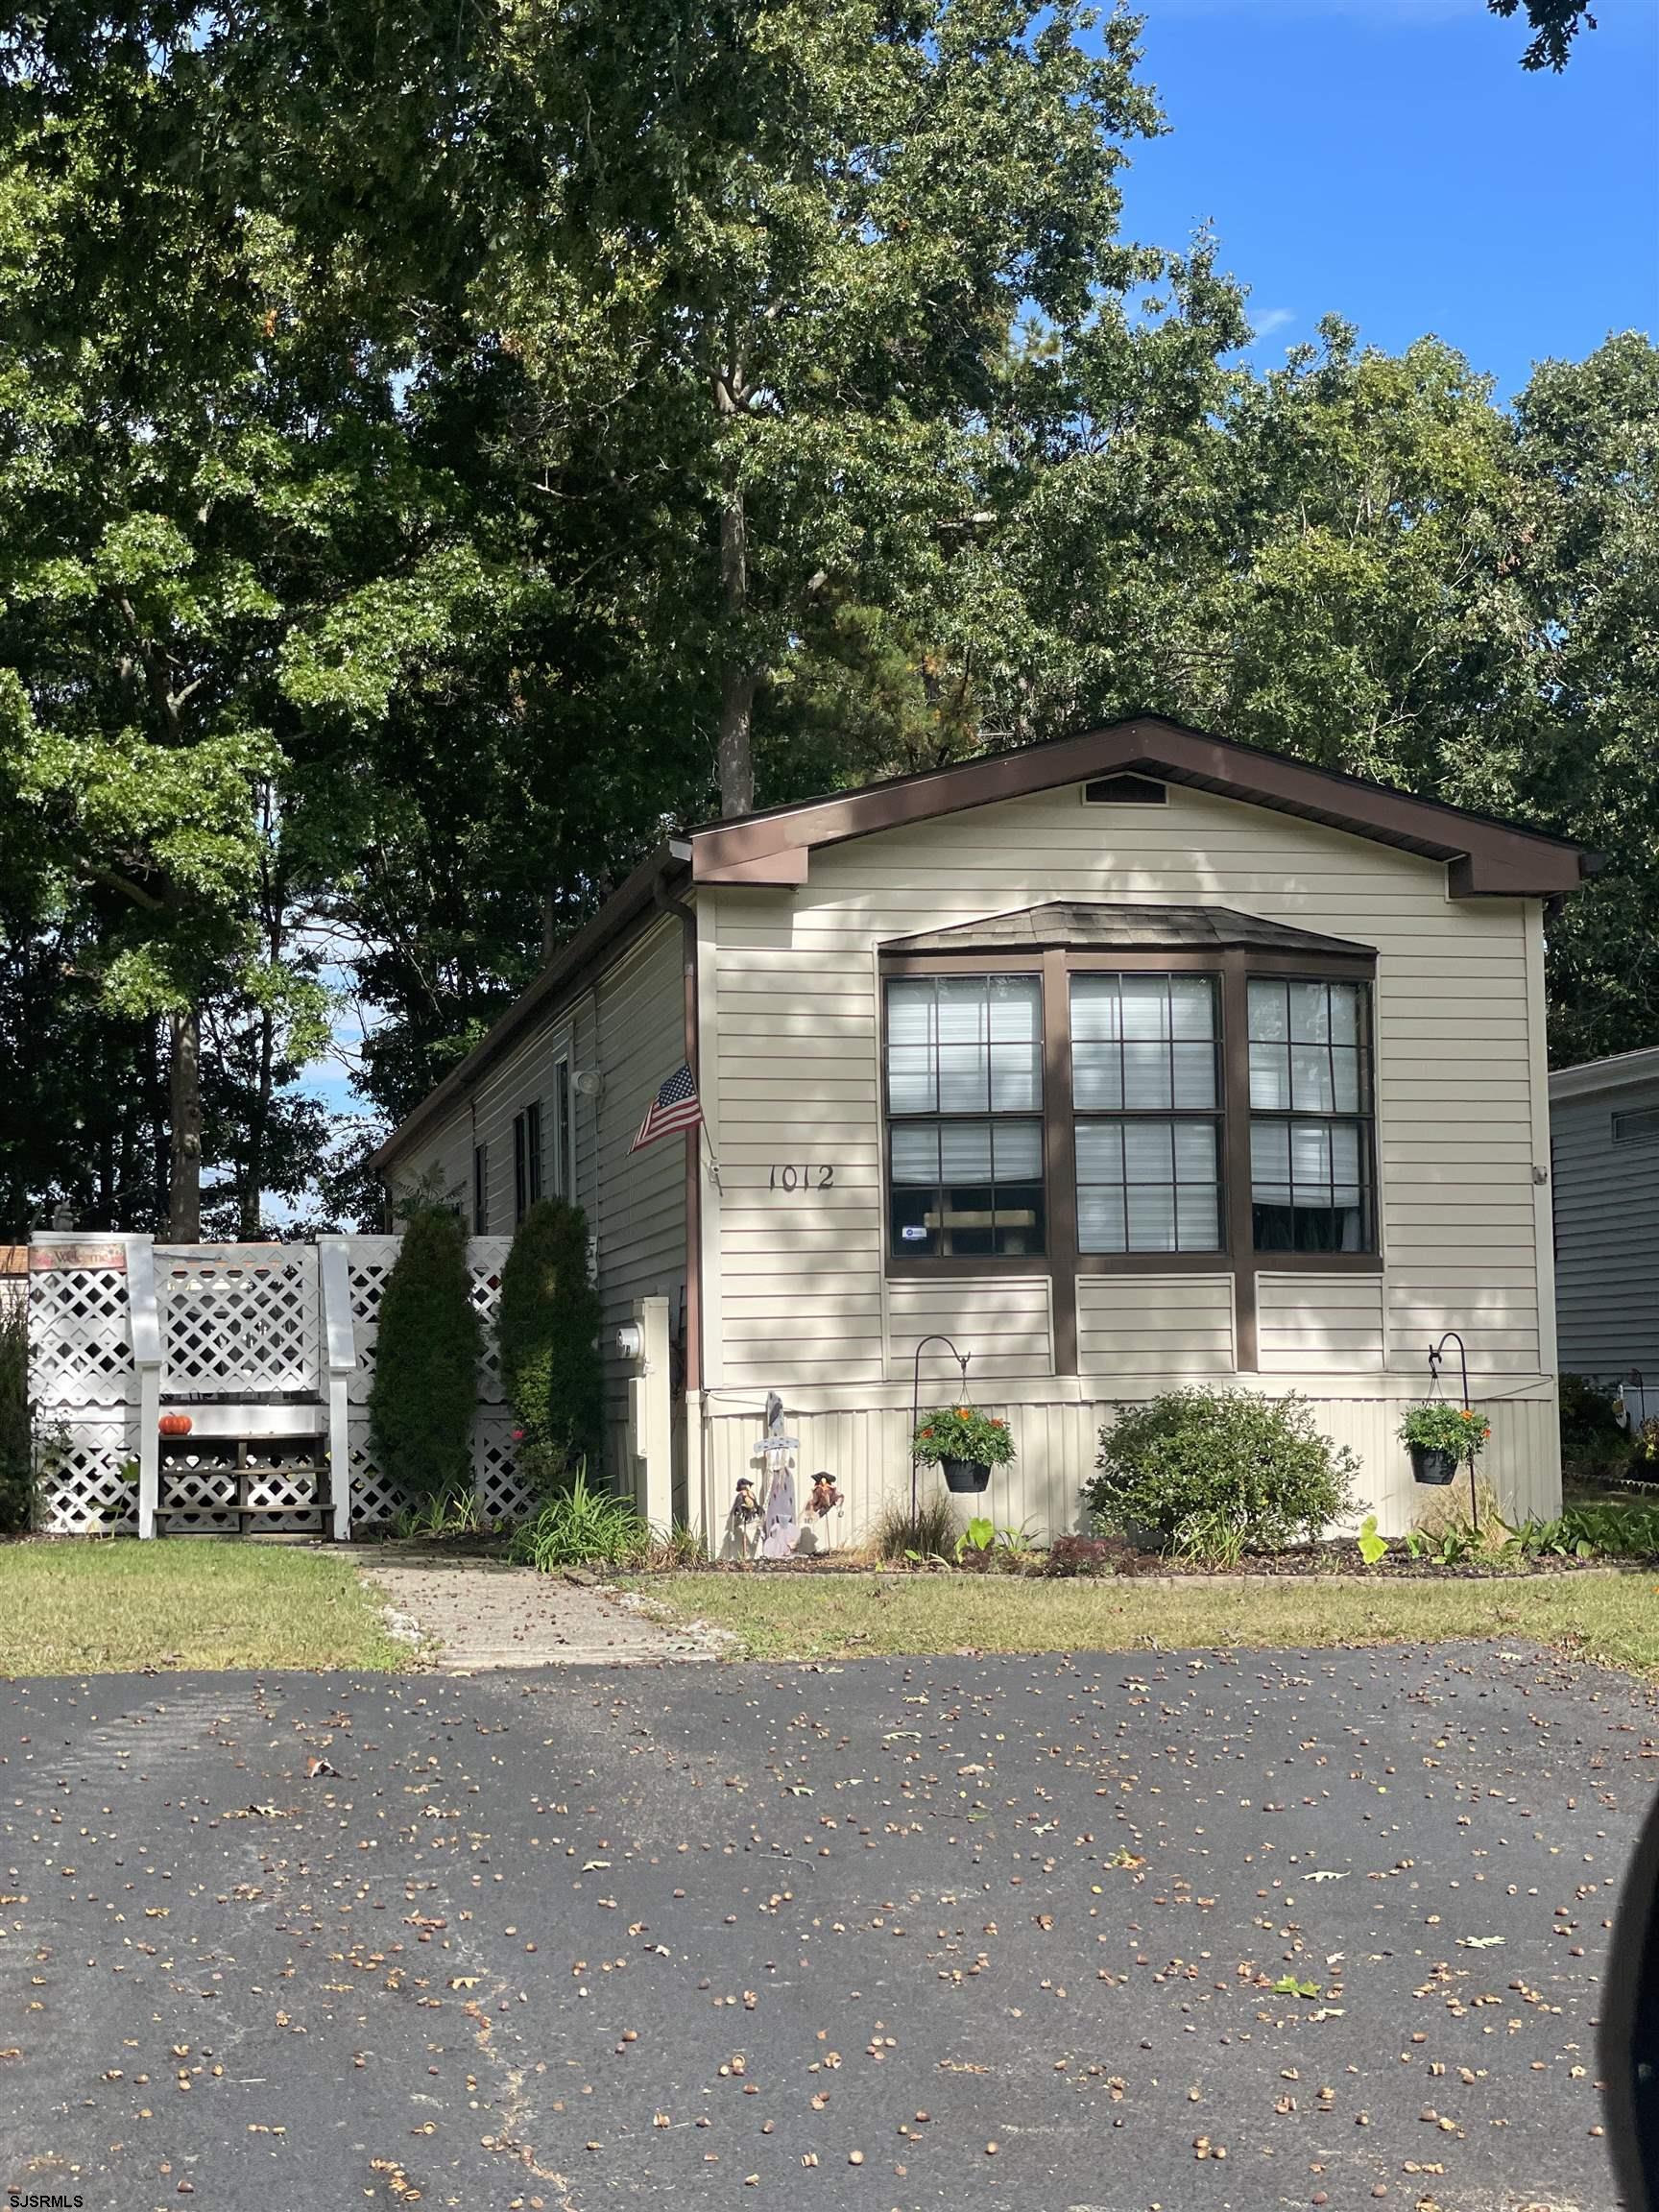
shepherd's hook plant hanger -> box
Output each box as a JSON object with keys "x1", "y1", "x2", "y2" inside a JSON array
[
  {"x1": 1427, "y1": 1329, "x2": 1479, "y2": 1535},
  {"x1": 910, "y1": 1335, "x2": 970, "y2": 1520}
]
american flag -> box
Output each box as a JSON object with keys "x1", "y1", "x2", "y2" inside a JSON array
[{"x1": 631, "y1": 1062, "x2": 704, "y2": 1152}]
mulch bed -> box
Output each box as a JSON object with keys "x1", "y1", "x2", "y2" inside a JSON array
[{"x1": 686, "y1": 1536, "x2": 1658, "y2": 1580}]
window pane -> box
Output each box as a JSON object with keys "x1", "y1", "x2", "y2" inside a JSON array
[
  {"x1": 940, "y1": 1121, "x2": 993, "y2": 1180},
  {"x1": 1288, "y1": 981, "x2": 1330, "y2": 1044},
  {"x1": 1070, "y1": 976, "x2": 1122, "y2": 1042},
  {"x1": 937, "y1": 1042, "x2": 988, "y2": 1113},
  {"x1": 1251, "y1": 1120, "x2": 1289, "y2": 1184},
  {"x1": 1171, "y1": 1042, "x2": 1218, "y2": 1109},
  {"x1": 887, "y1": 979, "x2": 934, "y2": 1045},
  {"x1": 937, "y1": 976, "x2": 988, "y2": 1043},
  {"x1": 1173, "y1": 1121, "x2": 1218, "y2": 1180},
  {"x1": 1126, "y1": 1184, "x2": 1177, "y2": 1250},
  {"x1": 1330, "y1": 1122, "x2": 1361, "y2": 1181},
  {"x1": 992, "y1": 1119, "x2": 1044, "y2": 1179},
  {"x1": 1119, "y1": 975, "x2": 1171, "y2": 1041},
  {"x1": 888, "y1": 1046, "x2": 935, "y2": 1115},
  {"x1": 988, "y1": 975, "x2": 1041, "y2": 1041},
  {"x1": 1121, "y1": 1041, "x2": 1171, "y2": 1110},
  {"x1": 1077, "y1": 1185, "x2": 1127, "y2": 1252},
  {"x1": 990, "y1": 1041, "x2": 1041, "y2": 1111},
  {"x1": 1290, "y1": 1121, "x2": 1332, "y2": 1184},
  {"x1": 1071, "y1": 1041, "x2": 1122, "y2": 1111},
  {"x1": 1169, "y1": 976, "x2": 1216, "y2": 1040},
  {"x1": 1074, "y1": 1121, "x2": 1124, "y2": 1182},
  {"x1": 1175, "y1": 1185, "x2": 1220, "y2": 1249},
  {"x1": 1248, "y1": 978, "x2": 1289, "y2": 1041},
  {"x1": 1249, "y1": 1042, "x2": 1290, "y2": 1111},
  {"x1": 1329, "y1": 983, "x2": 1361, "y2": 1045},
  {"x1": 1290, "y1": 1044, "x2": 1334, "y2": 1112},
  {"x1": 1122, "y1": 1120, "x2": 1174, "y2": 1183},
  {"x1": 1331, "y1": 1046, "x2": 1360, "y2": 1112},
  {"x1": 891, "y1": 1125, "x2": 940, "y2": 1184}
]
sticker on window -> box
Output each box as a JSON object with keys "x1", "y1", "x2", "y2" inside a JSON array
[{"x1": 901, "y1": 1224, "x2": 928, "y2": 1241}]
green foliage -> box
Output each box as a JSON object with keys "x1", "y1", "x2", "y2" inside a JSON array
[
  {"x1": 1398, "y1": 1403, "x2": 1490, "y2": 1458},
  {"x1": 953, "y1": 1516, "x2": 1038, "y2": 1572},
  {"x1": 1402, "y1": 1523, "x2": 1479, "y2": 1567},
  {"x1": 392, "y1": 1481, "x2": 490, "y2": 1543},
  {"x1": 1488, "y1": 0, "x2": 1597, "y2": 71},
  {"x1": 1357, "y1": 1514, "x2": 1388, "y2": 1568},
  {"x1": 872, "y1": 1492, "x2": 960, "y2": 1566},
  {"x1": 1558, "y1": 1373, "x2": 1632, "y2": 1476},
  {"x1": 911, "y1": 1406, "x2": 1017, "y2": 1468},
  {"x1": 1559, "y1": 1503, "x2": 1659, "y2": 1559},
  {"x1": 0, "y1": 1296, "x2": 32, "y2": 1533},
  {"x1": 368, "y1": 1209, "x2": 481, "y2": 1503},
  {"x1": 508, "y1": 1471, "x2": 649, "y2": 1573},
  {"x1": 496, "y1": 1200, "x2": 603, "y2": 1490},
  {"x1": 1087, "y1": 1388, "x2": 1359, "y2": 1563}
]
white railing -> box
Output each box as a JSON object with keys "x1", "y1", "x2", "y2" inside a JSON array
[{"x1": 26, "y1": 1234, "x2": 532, "y2": 1538}]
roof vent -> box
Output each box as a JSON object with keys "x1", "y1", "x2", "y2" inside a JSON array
[{"x1": 1083, "y1": 773, "x2": 1166, "y2": 805}]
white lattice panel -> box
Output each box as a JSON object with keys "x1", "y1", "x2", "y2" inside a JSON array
[
  {"x1": 38, "y1": 1416, "x2": 139, "y2": 1534},
  {"x1": 342, "y1": 1238, "x2": 509, "y2": 1407},
  {"x1": 347, "y1": 1417, "x2": 400, "y2": 1531},
  {"x1": 475, "y1": 1410, "x2": 537, "y2": 1527},
  {"x1": 29, "y1": 1267, "x2": 135, "y2": 1410},
  {"x1": 157, "y1": 1245, "x2": 320, "y2": 1395}
]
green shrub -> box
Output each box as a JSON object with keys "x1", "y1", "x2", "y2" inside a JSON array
[
  {"x1": 0, "y1": 1296, "x2": 32, "y2": 1533},
  {"x1": 872, "y1": 1491, "x2": 959, "y2": 1564},
  {"x1": 508, "y1": 1470, "x2": 649, "y2": 1572},
  {"x1": 497, "y1": 1199, "x2": 602, "y2": 1489},
  {"x1": 369, "y1": 1207, "x2": 482, "y2": 1503},
  {"x1": 1558, "y1": 1373, "x2": 1630, "y2": 1476},
  {"x1": 1087, "y1": 1387, "x2": 1359, "y2": 1563}
]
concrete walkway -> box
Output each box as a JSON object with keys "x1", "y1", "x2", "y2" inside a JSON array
[{"x1": 359, "y1": 1542, "x2": 726, "y2": 1668}]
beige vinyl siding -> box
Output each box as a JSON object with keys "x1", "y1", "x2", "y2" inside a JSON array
[
  {"x1": 589, "y1": 918, "x2": 689, "y2": 1479},
  {"x1": 1257, "y1": 1272, "x2": 1384, "y2": 1373},
  {"x1": 707, "y1": 779, "x2": 1550, "y2": 1404},
  {"x1": 1075, "y1": 1274, "x2": 1235, "y2": 1378},
  {"x1": 887, "y1": 1278, "x2": 1053, "y2": 1384}
]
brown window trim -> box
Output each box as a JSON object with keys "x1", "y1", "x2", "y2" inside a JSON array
[{"x1": 880, "y1": 942, "x2": 1382, "y2": 1377}]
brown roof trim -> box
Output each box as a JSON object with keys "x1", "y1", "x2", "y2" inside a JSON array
[
  {"x1": 685, "y1": 715, "x2": 1590, "y2": 898},
  {"x1": 882, "y1": 901, "x2": 1376, "y2": 958},
  {"x1": 370, "y1": 846, "x2": 685, "y2": 1174}
]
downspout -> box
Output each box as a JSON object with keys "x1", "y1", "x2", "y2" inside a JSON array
[{"x1": 654, "y1": 857, "x2": 702, "y2": 1400}]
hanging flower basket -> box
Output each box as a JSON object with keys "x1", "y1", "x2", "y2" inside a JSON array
[
  {"x1": 941, "y1": 1455, "x2": 992, "y2": 1495},
  {"x1": 1408, "y1": 1444, "x2": 1458, "y2": 1487},
  {"x1": 1398, "y1": 1403, "x2": 1489, "y2": 1486},
  {"x1": 913, "y1": 1406, "x2": 1015, "y2": 1497}
]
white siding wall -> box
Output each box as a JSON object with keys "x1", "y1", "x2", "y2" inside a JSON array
[
  {"x1": 698, "y1": 779, "x2": 1560, "y2": 1534},
  {"x1": 1551, "y1": 1073, "x2": 1659, "y2": 1378}
]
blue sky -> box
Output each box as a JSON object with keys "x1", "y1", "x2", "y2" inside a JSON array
[{"x1": 1116, "y1": 0, "x2": 1657, "y2": 398}]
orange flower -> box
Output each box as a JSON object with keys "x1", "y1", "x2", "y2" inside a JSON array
[{"x1": 989, "y1": 1418, "x2": 1005, "y2": 1430}]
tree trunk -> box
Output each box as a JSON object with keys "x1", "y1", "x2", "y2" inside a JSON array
[
  {"x1": 241, "y1": 1001, "x2": 274, "y2": 1239},
  {"x1": 167, "y1": 1007, "x2": 203, "y2": 1241},
  {"x1": 716, "y1": 420, "x2": 755, "y2": 818}
]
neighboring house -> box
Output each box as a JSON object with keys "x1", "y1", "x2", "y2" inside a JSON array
[
  {"x1": 372, "y1": 715, "x2": 1589, "y2": 1542},
  {"x1": 1550, "y1": 1046, "x2": 1659, "y2": 1395}
]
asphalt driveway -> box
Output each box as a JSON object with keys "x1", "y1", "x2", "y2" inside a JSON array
[{"x1": 0, "y1": 1639, "x2": 1650, "y2": 2210}]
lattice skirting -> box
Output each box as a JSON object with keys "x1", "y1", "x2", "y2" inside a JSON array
[
  {"x1": 155, "y1": 1444, "x2": 329, "y2": 1536},
  {"x1": 37, "y1": 1414, "x2": 140, "y2": 1535},
  {"x1": 347, "y1": 1408, "x2": 538, "y2": 1533}
]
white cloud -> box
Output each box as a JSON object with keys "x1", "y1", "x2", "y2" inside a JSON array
[{"x1": 1249, "y1": 306, "x2": 1298, "y2": 345}]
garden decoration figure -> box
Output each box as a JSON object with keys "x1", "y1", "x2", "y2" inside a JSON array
[
  {"x1": 758, "y1": 1391, "x2": 801, "y2": 1560},
  {"x1": 807, "y1": 1473, "x2": 841, "y2": 1520},
  {"x1": 728, "y1": 1478, "x2": 763, "y2": 1563}
]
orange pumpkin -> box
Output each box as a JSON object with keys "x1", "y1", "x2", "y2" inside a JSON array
[{"x1": 158, "y1": 1412, "x2": 193, "y2": 1438}]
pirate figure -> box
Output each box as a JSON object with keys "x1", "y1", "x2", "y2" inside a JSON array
[
  {"x1": 729, "y1": 1478, "x2": 763, "y2": 1563},
  {"x1": 807, "y1": 1473, "x2": 841, "y2": 1520}
]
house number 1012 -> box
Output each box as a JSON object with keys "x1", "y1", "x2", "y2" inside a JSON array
[{"x1": 769, "y1": 1164, "x2": 834, "y2": 1190}]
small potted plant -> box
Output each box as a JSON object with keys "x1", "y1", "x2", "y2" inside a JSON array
[
  {"x1": 912, "y1": 1405, "x2": 1016, "y2": 1495},
  {"x1": 1398, "y1": 1402, "x2": 1489, "y2": 1486}
]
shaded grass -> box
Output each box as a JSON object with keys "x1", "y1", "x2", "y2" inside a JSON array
[
  {"x1": 0, "y1": 1539, "x2": 408, "y2": 1675},
  {"x1": 630, "y1": 1566, "x2": 1659, "y2": 1672}
]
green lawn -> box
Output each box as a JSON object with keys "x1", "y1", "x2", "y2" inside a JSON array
[
  {"x1": 632, "y1": 1566, "x2": 1659, "y2": 1672},
  {"x1": 0, "y1": 1539, "x2": 409, "y2": 1675}
]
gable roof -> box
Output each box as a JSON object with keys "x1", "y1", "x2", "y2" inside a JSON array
[
  {"x1": 686, "y1": 715, "x2": 1591, "y2": 899},
  {"x1": 883, "y1": 902, "x2": 1375, "y2": 960},
  {"x1": 1550, "y1": 1045, "x2": 1659, "y2": 1103},
  {"x1": 373, "y1": 717, "x2": 1589, "y2": 1173}
]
